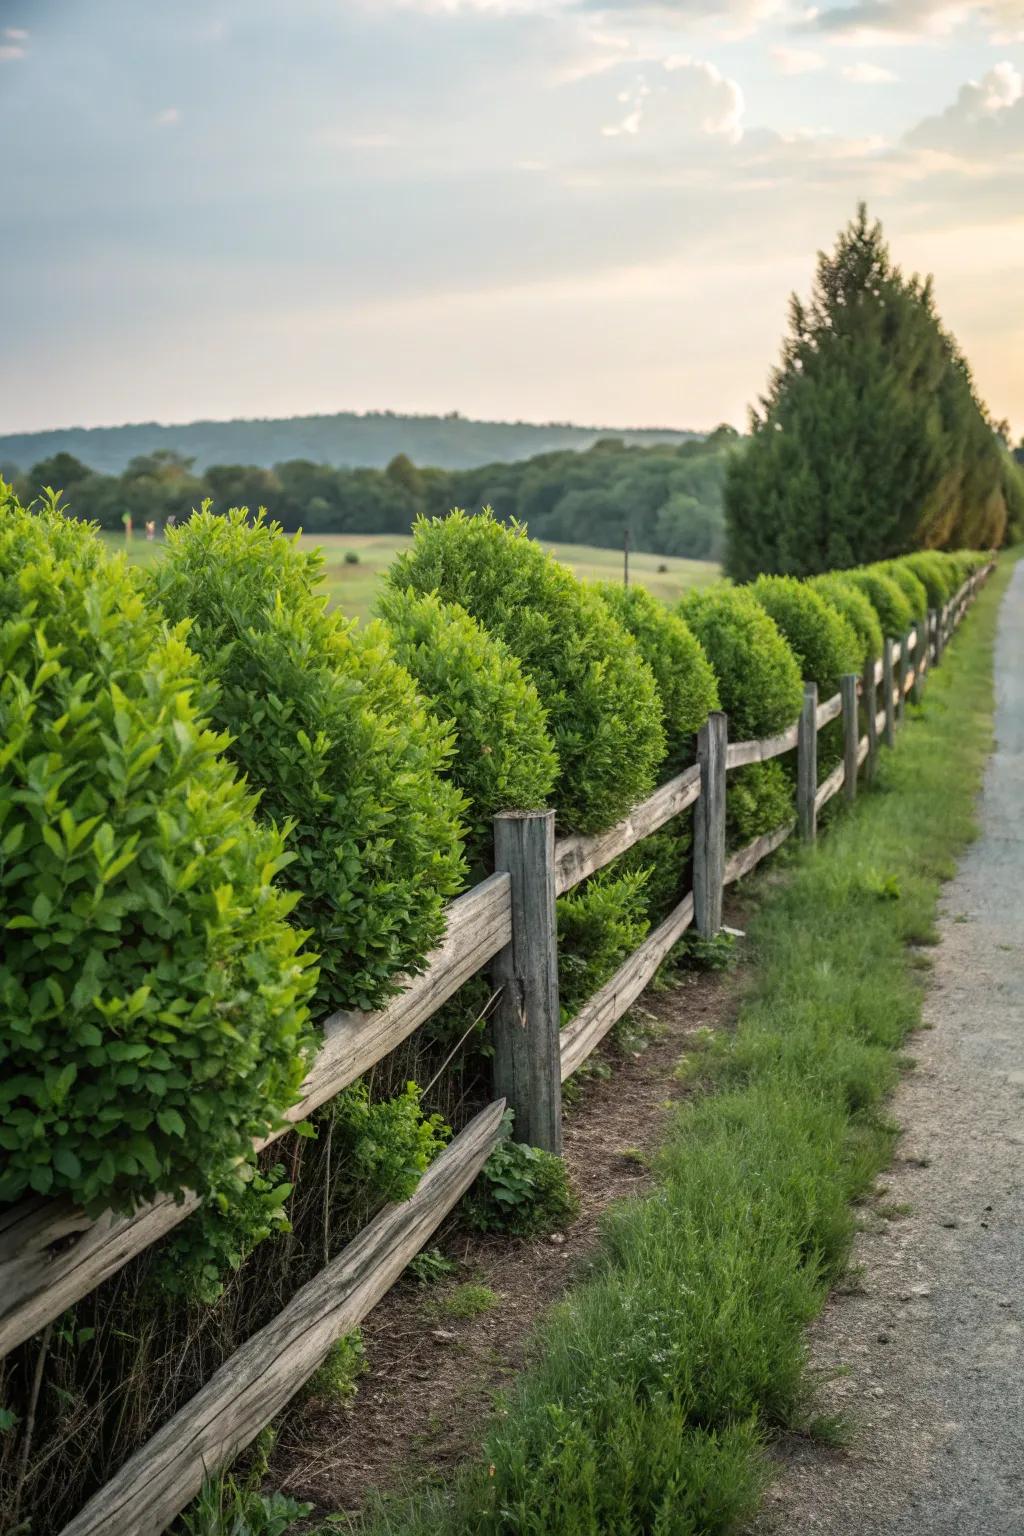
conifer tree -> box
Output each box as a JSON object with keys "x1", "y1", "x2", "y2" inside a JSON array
[{"x1": 725, "y1": 206, "x2": 1015, "y2": 578}]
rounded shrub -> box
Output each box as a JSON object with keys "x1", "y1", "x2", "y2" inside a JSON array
[
  {"x1": 750, "y1": 576, "x2": 861, "y2": 696},
  {"x1": 874, "y1": 562, "x2": 928, "y2": 623},
  {"x1": 809, "y1": 574, "x2": 883, "y2": 671},
  {"x1": 845, "y1": 568, "x2": 914, "y2": 638},
  {"x1": 593, "y1": 582, "x2": 719, "y2": 773},
  {"x1": 150, "y1": 507, "x2": 467, "y2": 1015},
  {"x1": 377, "y1": 587, "x2": 558, "y2": 873},
  {"x1": 386, "y1": 510, "x2": 666, "y2": 833},
  {"x1": 677, "y1": 585, "x2": 803, "y2": 741},
  {"x1": 899, "y1": 552, "x2": 955, "y2": 608},
  {"x1": 0, "y1": 492, "x2": 316, "y2": 1211},
  {"x1": 678, "y1": 585, "x2": 803, "y2": 845}
]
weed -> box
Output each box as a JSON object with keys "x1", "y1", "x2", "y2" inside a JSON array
[
  {"x1": 304, "y1": 1331, "x2": 367, "y2": 1404},
  {"x1": 438, "y1": 1285, "x2": 499, "y2": 1320},
  {"x1": 465, "y1": 1116, "x2": 579, "y2": 1237},
  {"x1": 407, "y1": 1249, "x2": 457, "y2": 1286}
]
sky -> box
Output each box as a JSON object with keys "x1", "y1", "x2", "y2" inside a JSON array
[{"x1": 2, "y1": 0, "x2": 1023, "y2": 438}]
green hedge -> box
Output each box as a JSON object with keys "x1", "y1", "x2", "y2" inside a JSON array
[
  {"x1": 874, "y1": 561, "x2": 928, "y2": 622},
  {"x1": 678, "y1": 585, "x2": 803, "y2": 845},
  {"x1": 593, "y1": 583, "x2": 719, "y2": 775},
  {"x1": 899, "y1": 552, "x2": 955, "y2": 607},
  {"x1": 150, "y1": 508, "x2": 467, "y2": 1014},
  {"x1": 378, "y1": 588, "x2": 558, "y2": 873},
  {"x1": 809, "y1": 574, "x2": 883, "y2": 671},
  {"x1": 749, "y1": 576, "x2": 861, "y2": 697},
  {"x1": 845, "y1": 568, "x2": 914, "y2": 638},
  {"x1": 0, "y1": 494, "x2": 316, "y2": 1211},
  {"x1": 387, "y1": 510, "x2": 665, "y2": 833}
]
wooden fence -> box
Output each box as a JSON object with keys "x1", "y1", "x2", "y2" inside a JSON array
[{"x1": 0, "y1": 565, "x2": 991, "y2": 1535}]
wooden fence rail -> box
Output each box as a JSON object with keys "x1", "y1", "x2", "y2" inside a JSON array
[{"x1": 0, "y1": 564, "x2": 991, "y2": 1536}]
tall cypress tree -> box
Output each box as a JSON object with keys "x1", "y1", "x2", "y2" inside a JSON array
[{"x1": 725, "y1": 206, "x2": 1013, "y2": 579}]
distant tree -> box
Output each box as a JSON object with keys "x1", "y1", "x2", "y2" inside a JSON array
[
  {"x1": 27, "y1": 452, "x2": 93, "y2": 493},
  {"x1": 725, "y1": 205, "x2": 1014, "y2": 578}
]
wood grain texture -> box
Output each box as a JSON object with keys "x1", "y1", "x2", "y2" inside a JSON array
[
  {"x1": 882, "y1": 638, "x2": 896, "y2": 748},
  {"x1": 797, "y1": 682, "x2": 818, "y2": 842},
  {"x1": 857, "y1": 734, "x2": 870, "y2": 766},
  {"x1": 897, "y1": 629, "x2": 909, "y2": 724},
  {"x1": 59, "y1": 1102, "x2": 506, "y2": 1536},
  {"x1": 841, "y1": 674, "x2": 859, "y2": 804},
  {"x1": 725, "y1": 721, "x2": 799, "y2": 769},
  {"x1": 724, "y1": 820, "x2": 795, "y2": 886},
  {"x1": 553, "y1": 764, "x2": 700, "y2": 896},
  {"x1": 491, "y1": 812, "x2": 562, "y2": 1155},
  {"x1": 815, "y1": 692, "x2": 843, "y2": 729},
  {"x1": 693, "y1": 712, "x2": 727, "y2": 937},
  {"x1": 814, "y1": 760, "x2": 845, "y2": 814},
  {"x1": 560, "y1": 892, "x2": 695, "y2": 1082},
  {"x1": 863, "y1": 656, "x2": 879, "y2": 782},
  {"x1": 0, "y1": 876, "x2": 511, "y2": 1358}
]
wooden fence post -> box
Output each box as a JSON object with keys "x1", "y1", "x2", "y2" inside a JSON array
[
  {"x1": 840, "y1": 673, "x2": 858, "y2": 805},
  {"x1": 912, "y1": 618, "x2": 926, "y2": 705},
  {"x1": 492, "y1": 810, "x2": 562, "y2": 1154},
  {"x1": 693, "y1": 710, "x2": 726, "y2": 937},
  {"x1": 897, "y1": 629, "x2": 909, "y2": 725},
  {"x1": 797, "y1": 682, "x2": 818, "y2": 842},
  {"x1": 882, "y1": 638, "x2": 896, "y2": 748},
  {"x1": 928, "y1": 607, "x2": 939, "y2": 667},
  {"x1": 862, "y1": 656, "x2": 878, "y2": 782}
]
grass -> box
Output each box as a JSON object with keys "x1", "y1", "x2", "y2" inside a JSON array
[
  {"x1": 314, "y1": 556, "x2": 1010, "y2": 1536},
  {"x1": 100, "y1": 530, "x2": 720, "y2": 622},
  {"x1": 437, "y1": 1283, "x2": 499, "y2": 1320}
]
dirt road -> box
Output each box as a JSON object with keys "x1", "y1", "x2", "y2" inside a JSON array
[{"x1": 754, "y1": 563, "x2": 1024, "y2": 1536}]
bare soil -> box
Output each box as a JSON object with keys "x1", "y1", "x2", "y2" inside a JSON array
[{"x1": 269, "y1": 930, "x2": 748, "y2": 1519}]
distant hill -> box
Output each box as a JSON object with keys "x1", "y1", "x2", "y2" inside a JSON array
[{"x1": 0, "y1": 410, "x2": 701, "y2": 476}]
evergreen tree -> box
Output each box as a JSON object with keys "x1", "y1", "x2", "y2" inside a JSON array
[{"x1": 725, "y1": 206, "x2": 1015, "y2": 579}]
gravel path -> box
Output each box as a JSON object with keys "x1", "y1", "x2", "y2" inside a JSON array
[{"x1": 753, "y1": 564, "x2": 1024, "y2": 1536}]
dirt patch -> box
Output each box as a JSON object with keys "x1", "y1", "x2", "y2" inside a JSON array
[{"x1": 269, "y1": 936, "x2": 747, "y2": 1519}]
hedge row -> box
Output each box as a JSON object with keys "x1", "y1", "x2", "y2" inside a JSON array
[{"x1": 0, "y1": 486, "x2": 988, "y2": 1220}]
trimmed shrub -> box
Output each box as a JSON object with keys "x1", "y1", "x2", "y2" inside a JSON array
[
  {"x1": 677, "y1": 585, "x2": 803, "y2": 742},
  {"x1": 150, "y1": 508, "x2": 466, "y2": 1015},
  {"x1": 557, "y1": 868, "x2": 651, "y2": 1024},
  {"x1": 809, "y1": 574, "x2": 884, "y2": 671},
  {"x1": 614, "y1": 824, "x2": 691, "y2": 926},
  {"x1": 377, "y1": 588, "x2": 558, "y2": 873},
  {"x1": 386, "y1": 510, "x2": 666, "y2": 833},
  {"x1": 845, "y1": 568, "x2": 914, "y2": 638},
  {"x1": 899, "y1": 552, "x2": 955, "y2": 608},
  {"x1": 0, "y1": 493, "x2": 316, "y2": 1211},
  {"x1": 678, "y1": 585, "x2": 803, "y2": 847},
  {"x1": 593, "y1": 583, "x2": 719, "y2": 773},
  {"x1": 874, "y1": 561, "x2": 928, "y2": 623},
  {"x1": 750, "y1": 576, "x2": 861, "y2": 696}
]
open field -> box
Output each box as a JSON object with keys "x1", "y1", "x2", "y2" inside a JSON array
[{"x1": 100, "y1": 530, "x2": 720, "y2": 620}]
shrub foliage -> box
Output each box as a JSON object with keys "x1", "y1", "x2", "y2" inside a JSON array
[
  {"x1": 377, "y1": 587, "x2": 558, "y2": 871},
  {"x1": 387, "y1": 510, "x2": 666, "y2": 833},
  {"x1": 150, "y1": 508, "x2": 467, "y2": 1014},
  {"x1": 0, "y1": 493, "x2": 316, "y2": 1210}
]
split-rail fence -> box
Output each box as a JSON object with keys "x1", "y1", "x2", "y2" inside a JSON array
[{"x1": 0, "y1": 564, "x2": 992, "y2": 1535}]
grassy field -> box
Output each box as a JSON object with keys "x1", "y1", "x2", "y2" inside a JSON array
[{"x1": 100, "y1": 530, "x2": 720, "y2": 620}]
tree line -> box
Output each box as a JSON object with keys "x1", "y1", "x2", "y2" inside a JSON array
[{"x1": 8, "y1": 428, "x2": 740, "y2": 562}]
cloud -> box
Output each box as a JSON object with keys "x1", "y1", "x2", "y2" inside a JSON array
[
  {"x1": 842, "y1": 61, "x2": 898, "y2": 81},
  {"x1": 601, "y1": 55, "x2": 744, "y2": 142},
  {"x1": 772, "y1": 44, "x2": 826, "y2": 72},
  {"x1": 906, "y1": 61, "x2": 1024, "y2": 155},
  {"x1": 0, "y1": 28, "x2": 26, "y2": 61},
  {"x1": 808, "y1": 0, "x2": 1024, "y2": 43},
  {"x1": 155, "y1": 106, "x2": 181, "y2": 127}
]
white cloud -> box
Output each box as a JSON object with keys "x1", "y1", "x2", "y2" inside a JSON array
[
  {"x1": 156, "y1": 107, "x2": 181, "y2": 127},
  {"x1": 601, "y1": 56, "x2": 744, "y2": 142},
  {"x1": 906, "y1": 61, "x2": 1024, "y2": 155},
  {"x1": 0, "y1": 29, "x2": 26, "y2": 61},
  {"x1": 772, "y1": 45, "x2": 826, "y2": 73},
  {"x1": 842, "y1": 61, "x2": 899, "y2": 82}
]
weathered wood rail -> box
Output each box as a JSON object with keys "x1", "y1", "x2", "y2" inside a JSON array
[{"x1": 0, "y1": 563, "x2": 990, "y2": 1536}]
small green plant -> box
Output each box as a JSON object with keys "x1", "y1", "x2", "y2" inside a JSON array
[
  {"x1": 178, "y1": 1475, "x2": 310, "y2": 1536},
  {"x1": 154, "y1": 1162, "x2": 293, "y2": 1305},
  {"x1": 557, "y1": 868, "x2": 651, "y2": 1023},
  {"x1": 439, "y1": 1283, "x2": 499, "y2": 1319},
  {"x1": 865, "y1": 871, "x2": 902, "y2": 901},
  {"x1": 328, "y1": 1080, "x2": 451, "y2": 1208},
  {"x1": 681, "y1": 931, "x2": 738, "y2": 972},
  {"x1": 305, "y1": 1330, "x2": 367, "y2": 1403},
  {"x1": 343, "y1": 549, "x2": 360, "y2": 565},
  {"x1": 407, "y1": 1247, "x2": 457, "y2": 1285},
  {"x1": 466, "y1": 1116, "x2": 579, "y2": 1236}
]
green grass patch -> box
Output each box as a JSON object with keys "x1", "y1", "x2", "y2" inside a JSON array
[
  {"x1": 319, "y1": 560, "x2": 1009, "y2": 1536},
  {"x1": 436, "y1": 1284, "x2": 500, "y2": 1320}
]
